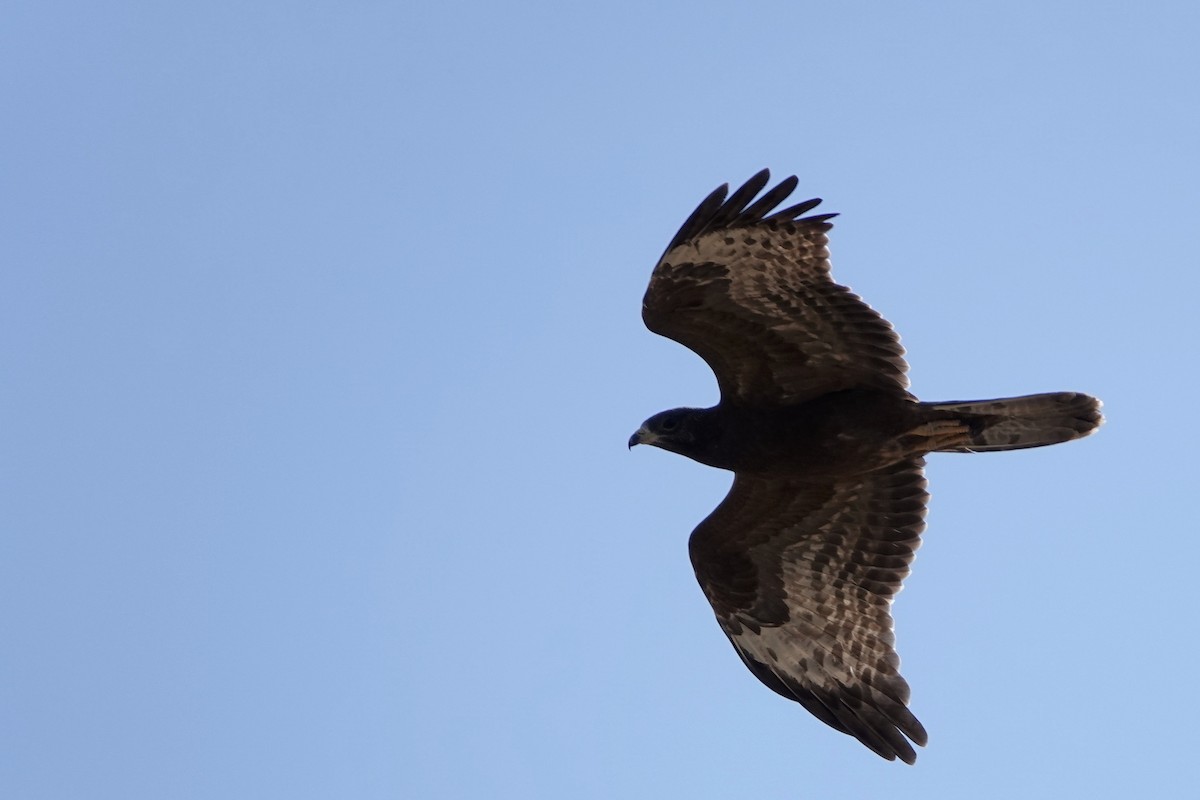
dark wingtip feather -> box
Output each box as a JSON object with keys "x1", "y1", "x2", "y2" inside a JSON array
[
  {"x1": 661, "y1": 170, "x2": 832, "y2": 256},
  {"x1": 706, "y1": 169, "x2": 772, "y2": 230},
  {"x1": 664, "y1": 182, "x2": 729, "y2": 254},
  {"x1": 767, "y1": 196, "x2": 822, "y2": 219},
  {"x1": 742, "y1": 175, "x2": 799, "y2": 221},
  {"x1": 740, "y1": 647, "x2": 926, "y2": 765}
]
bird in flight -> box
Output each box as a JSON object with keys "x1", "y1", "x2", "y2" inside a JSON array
[{"x1": 629, "y1": 170, "x2": 1101, "y2": 764}]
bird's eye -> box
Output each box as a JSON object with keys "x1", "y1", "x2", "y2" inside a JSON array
[{"x1": 661, "y1": 416, "x2": 679, "y2": 431}]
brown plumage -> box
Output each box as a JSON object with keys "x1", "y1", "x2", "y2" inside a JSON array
[{"x1": 629, "y1": 170, "x2": 1102, "y2": 764}]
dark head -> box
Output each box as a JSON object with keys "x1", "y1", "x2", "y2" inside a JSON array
[{"x1": 628, "y1": 407, "x2": 717, "y2": 463}]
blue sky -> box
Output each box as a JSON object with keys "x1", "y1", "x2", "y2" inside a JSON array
[{"x1": 3, "y1": 2, "x2": 1198, "y2": 798}]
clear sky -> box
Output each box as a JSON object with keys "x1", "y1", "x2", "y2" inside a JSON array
[{"x1": 3, "y1": 2, "x2": 1197, "y2": 798}]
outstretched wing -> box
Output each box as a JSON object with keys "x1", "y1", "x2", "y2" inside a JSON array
[
  {"x1": 643, "y1": 169, "x2": 909, "y2": 405},
  {"x1": 688, "y1": 459, "x2": 929, "y2": 763}
]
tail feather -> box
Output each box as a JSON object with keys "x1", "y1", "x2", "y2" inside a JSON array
[{"x1": 926, "y1": 392, "x2": 1103, "y2": 453}]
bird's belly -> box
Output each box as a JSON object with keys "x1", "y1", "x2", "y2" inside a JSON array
[{"x1": 722, "y1": 391, "x2": 921, "y2": 478}]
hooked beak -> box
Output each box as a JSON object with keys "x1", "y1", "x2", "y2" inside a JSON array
[{"x1": 628, "y1": 426, "x2": 653, "y2": 450}]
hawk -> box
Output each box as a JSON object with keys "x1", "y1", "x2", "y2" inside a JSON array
[{"x1": 629, "y1": 170, "x2": 1101, "y2": 764}]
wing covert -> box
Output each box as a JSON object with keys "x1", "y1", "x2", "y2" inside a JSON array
[
  {"x1": 687, "y1": 459, "x2": 930, "y2": 763},
  {"x1": 643, "y1": 170, "x2": 909, "y2": 405}
]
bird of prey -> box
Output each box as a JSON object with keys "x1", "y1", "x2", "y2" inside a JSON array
[{"x1": 629, "y1": 170, "x2": 1101, "y2": 764}]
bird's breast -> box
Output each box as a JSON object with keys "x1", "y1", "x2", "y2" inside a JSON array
[{"x1": 715, "y1": 390, "x2": 920, "y2": 477}]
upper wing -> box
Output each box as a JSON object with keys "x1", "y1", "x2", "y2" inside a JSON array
[
  {"x1": 688, "y1": 459, "x2": 929, "y2": 763},
  {"x1": 643, "y1": 170, "x2": 909, "y2": 405}
]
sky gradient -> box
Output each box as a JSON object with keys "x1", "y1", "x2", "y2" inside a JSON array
[{"x1": 4, "y1": 2, "x2": 1198, "y2": 798}]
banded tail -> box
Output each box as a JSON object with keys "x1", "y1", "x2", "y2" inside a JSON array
[{"x1": 926, "y1": 392, "x2": 1103, "y2": 453}]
